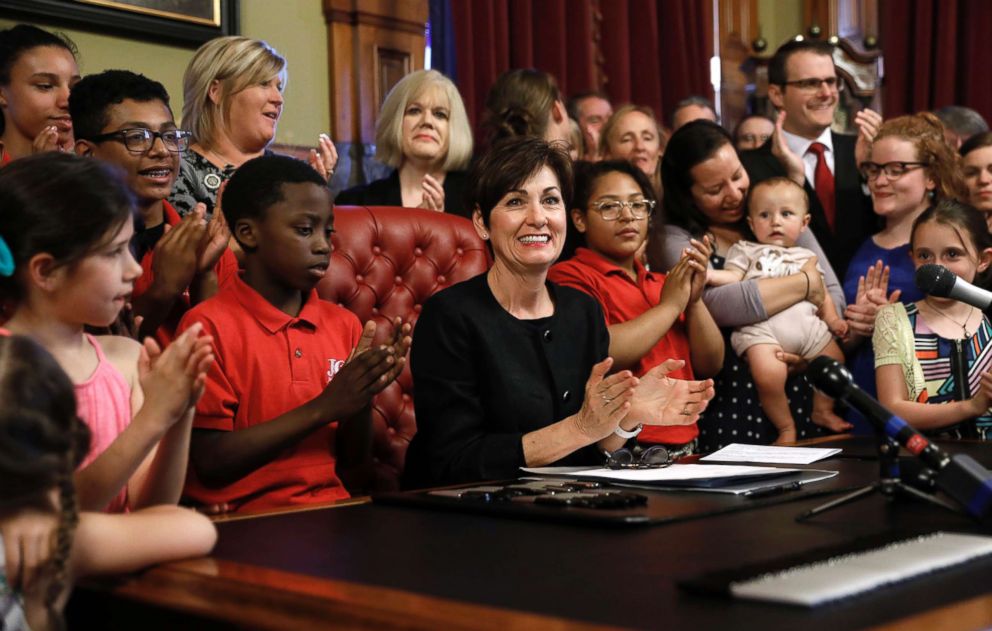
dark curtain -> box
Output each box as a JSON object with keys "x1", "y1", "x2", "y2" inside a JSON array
[
  {"x1": 449, "y1": 0, "x2": 712, "y2": 130},
  {"x1": 428, "y1": 0, "x2": 458, "y2": 81},
  {"x1": 880, "y1": 0, "x2": 992, "y2": 118}
]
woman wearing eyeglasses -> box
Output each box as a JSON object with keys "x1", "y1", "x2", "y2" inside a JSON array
[
  {"x1": 839, "y1": 113, "x2": 970, "y2": 432},
  {"x1": 403, "y1": 138, "x2": 714, "y2": 488},
  {"x1": 170, "y1": 36, "x2": 337, "y2": 217},
  {"x1": 548, "y1": 161, "x2": 722, "y2": 454}
]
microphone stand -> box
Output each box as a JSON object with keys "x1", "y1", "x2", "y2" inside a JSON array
[{"x1": 796, "y1": 434, "x2": 961, "y2": 521}]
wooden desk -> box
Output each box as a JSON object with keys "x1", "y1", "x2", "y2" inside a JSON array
[{"x1": 70, "y1": 438, "x2": 992, "y2": 630}]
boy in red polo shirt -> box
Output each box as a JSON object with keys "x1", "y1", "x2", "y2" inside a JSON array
[
  {"x1": 176, "y1": 155, "x2": 409, "y2": 513},
  {"x1": 71, "y1": 70, "x2": 237, "y2": 344}
]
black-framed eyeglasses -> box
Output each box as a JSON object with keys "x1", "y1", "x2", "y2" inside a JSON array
[
  {"x1": 781, "y1": 77, "x2": 844, "y2": 92},
  {"x1": 604, "y1": 445, "x2": 676, "y2": 470},
  {"x1": 859, "y1": 161, "x2": 929, "y2": 180},
  {"x1": 85, "y1": 128, "x2": 191, "y2": 154},
  {"x1": 590, "y1": 199, "x2": 656, "y2": 221}
]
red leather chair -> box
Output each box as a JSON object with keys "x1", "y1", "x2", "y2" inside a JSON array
[{"x1": 317, "y1": 206, "x2": 491, "y2": 492}]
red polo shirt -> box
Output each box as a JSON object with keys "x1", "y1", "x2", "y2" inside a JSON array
[
  {"x1": 549, "y1": 248, "x2": 697, "y2": 445},
  {"x1": 176, "y1": 274, "x2": 363, "y2": 513},
  {"x1": 133, "y1": 200, "x2": 239, "y2": 347}
]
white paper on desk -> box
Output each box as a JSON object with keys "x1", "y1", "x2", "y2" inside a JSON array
[
  {"x1": 521, "y1": 463, "x2": 794, "y2": 482},
  {"x1": 699, "y1": 443, "x2": 841, "y2": 465}
]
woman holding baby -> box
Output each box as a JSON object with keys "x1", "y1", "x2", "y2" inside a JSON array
[{"x1": 655, "y1": 120, "x2": 849, "y2": 450}]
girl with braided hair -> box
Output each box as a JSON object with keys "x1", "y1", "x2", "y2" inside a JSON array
[{"x1": 0, "y1": 334, "x2": 216, "y2": 631}]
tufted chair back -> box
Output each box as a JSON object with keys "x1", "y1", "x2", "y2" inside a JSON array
[{"x1": 317, "y1": 206, "x2": 491, "y2": 492}]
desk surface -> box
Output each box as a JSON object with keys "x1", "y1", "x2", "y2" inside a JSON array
[{"x1": 75, "y1": 437, "x2": 992, "y2": 630}]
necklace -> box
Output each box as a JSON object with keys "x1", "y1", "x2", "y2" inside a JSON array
[{"x1": 924, "y1": 299, "x2": 975, "y2": 338}]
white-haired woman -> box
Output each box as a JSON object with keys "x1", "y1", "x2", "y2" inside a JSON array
[
  {"x1": 336, "y1": 69, "x2": 473, "y2": 217},
  {"x1": 170, "y1": 36, "x2": 336, "y2": 216}
]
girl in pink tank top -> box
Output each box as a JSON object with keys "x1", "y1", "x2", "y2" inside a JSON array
[{"x1": 0, "y1": 154, "x2": 214, "y2": 513}]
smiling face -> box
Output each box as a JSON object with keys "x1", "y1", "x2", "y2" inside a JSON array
[
  {"x1": 0, "y1": 45, "x2": 79, "y2": 151},
  {"x1": 867, "y1": 136, "x2": 934, "y2": 224},
  {"x1": 572, "y1": 171, "x2": 649, "y2": 267},
  {"x1": 606, "y1": 110, "x2": 663, "y2": 177},
  {"x1": 222, "y1": 76, "x2": 283, "y2": 152},
  {"x1": 53, "y1": 215, "x2": 142, "y2": 327},
  {"x1": 963, "y1": 145, "x2": 992, "y2": 213},
  {"x1": 400, "y1": 85, "x2": 450, "y2": 167},
  {"x1": 747, "y1": 181, "x2": 810, "y2": 247},
  {"x1": 475, "y1": 165, "x2": 566, "y2": 274},
  {"x1": 768, "y1": 51, "x2": 838, "y2": 139},
  {"x1": 80, "y1": 98, "x2": 180, "y2": 209},
  {"x1": 689, "y1": 142, "x2": 750, "y2": 227}
]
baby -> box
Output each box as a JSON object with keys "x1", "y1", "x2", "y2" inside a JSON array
[{"x1": 708, "y1": 177, "x2": 847, "y2": 443}]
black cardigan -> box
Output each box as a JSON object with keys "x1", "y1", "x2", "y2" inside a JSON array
[
  {"x1": 334, "y1": 169, "x2": 471, "y2": 219},
  {"x1": 403, "y1": 273, "x2": 610, "y2": 488}
]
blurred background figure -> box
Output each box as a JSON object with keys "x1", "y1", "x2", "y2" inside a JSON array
[
  {"x1": 934, "y1": 105, "x2": 989, "y2": 150},
  {"x1": 670, "y1": 95, "x2": 718, "y2": 131},
  {"x1": 567, "y1": 91, "x2": 613, "y2": 161},
  {"x1": 733, "y1": 114, "x2": 775, "y2": 150}
]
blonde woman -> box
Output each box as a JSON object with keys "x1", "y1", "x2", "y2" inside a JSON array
[
  {"x1": 601, "y1": 104, "x2": 667, "y2": 197},
  {"x1": 170, "y1": 36, "x2": 336, "y2": 216},
  {"x1": 336, "y1": 70, "x2": 473, "y2": 216}
]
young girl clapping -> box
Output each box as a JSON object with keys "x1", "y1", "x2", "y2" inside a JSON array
[
  {"x1": 0, "y1": 334, "x2": 216, "y2": 631},
  {"x1": 874, "y1": 200, "x2": 992, "y2": 438},
  {"x1": 0, "y1": 153, "x2": 213, "y2": 512}
]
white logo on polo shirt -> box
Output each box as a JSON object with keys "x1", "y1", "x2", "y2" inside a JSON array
[{"x1": 326, "y1": 358, "x2": 346, "y2": 384}]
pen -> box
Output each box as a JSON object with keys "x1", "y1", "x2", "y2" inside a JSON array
[{"x1": 743, "y1": 480, "x2": 802, "y2": 499}]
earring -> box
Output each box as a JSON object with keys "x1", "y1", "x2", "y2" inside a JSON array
[{"x1": 481, "y1": 232, "x2": 489, "y2": 239}]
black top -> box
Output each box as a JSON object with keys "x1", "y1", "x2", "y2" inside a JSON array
[
  {"x1": 403, "y1": 273, "x2": 610, "y2": 488},
  {"x1": 334, "y1": 169, "x2": 472, "y2": 219},
  {"x1": 739, "y1": 133, "x2": 879, "y2": 279}
]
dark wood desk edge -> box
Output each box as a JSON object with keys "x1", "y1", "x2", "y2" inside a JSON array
[
  {"x1": 868, "y1": 592, "x2": 992, "y2": 631},
  {"x1": 105, "y1": 557, "x2": 625, "y2": 631}
]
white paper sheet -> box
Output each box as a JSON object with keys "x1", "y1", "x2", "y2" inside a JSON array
[
  {"x1": 521, "y1": 463, "x2": 796, "y2": 482},
  {"x1": 699, "y1": 443, "x2": 842, "y2": 465}
]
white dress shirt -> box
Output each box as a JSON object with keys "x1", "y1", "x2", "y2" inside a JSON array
[{"x1": 782, "y1": 127, "x2": 834, "y2": 189}]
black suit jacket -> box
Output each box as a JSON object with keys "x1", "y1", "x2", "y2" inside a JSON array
[
  {"x1": 739, "y1": 133, "x2": 878, "y2": 279},
  {"x1": 334, "y1": 169, "x2": 471, "y2": 219}
]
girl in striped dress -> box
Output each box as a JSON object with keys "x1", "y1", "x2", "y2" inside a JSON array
[{"x1": 874, "y1": 200, "x2": 992, "y2": 439}]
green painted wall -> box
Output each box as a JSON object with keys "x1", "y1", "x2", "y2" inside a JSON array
[{"x1": 756, "y1": 0, "x2": 804, "y2": 56}]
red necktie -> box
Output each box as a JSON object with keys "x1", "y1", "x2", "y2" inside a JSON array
[{"x1": 808, "y1": 142, "x2": 835, "y2": 231}]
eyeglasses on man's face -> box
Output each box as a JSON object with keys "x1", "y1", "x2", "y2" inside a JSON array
[
  {"x1": 859, "y1": 161, "x2": 929, "y2": 181},
  {"x1": 87, "y1": 128, "x2": 191, "y2": 154},
  {"x1": 589, "y1": 199, "x2": 656, "y2": 221},
  {"x1": 782, "y1": 76, "x2": 844, "y2": 93}
]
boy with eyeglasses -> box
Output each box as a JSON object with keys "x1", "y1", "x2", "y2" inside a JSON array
[
  {"x1": 71, "y1": 70, "x2": 237, "y2": 344},
  {"x1": 708, "y1": 177, "x2": 850, "y2": 444}
]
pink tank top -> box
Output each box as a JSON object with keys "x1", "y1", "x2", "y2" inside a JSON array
[{"x1": 75, "y1": 334, "x2": 132, "y2": 513}]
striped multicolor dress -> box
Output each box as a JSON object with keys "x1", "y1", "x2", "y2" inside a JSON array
[{"x1": 905, "y1": 303, "x2": 992, "y2": 439}]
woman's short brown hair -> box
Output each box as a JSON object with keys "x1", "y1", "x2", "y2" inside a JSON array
[{"x1": 468, "y1": 136, "x2": 573, "y2": 227}]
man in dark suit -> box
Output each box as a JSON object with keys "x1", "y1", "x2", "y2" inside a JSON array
[{"x1": 740, "y1": 39, "x2": 880, "y2": 279}]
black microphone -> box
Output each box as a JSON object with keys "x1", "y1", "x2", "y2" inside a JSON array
[
  {"x1": 916, "y1": 263, "x2": 992, "y2": 310},
  {"x1": 807, "y1": 356, "x2": 992, "y2": 520}
]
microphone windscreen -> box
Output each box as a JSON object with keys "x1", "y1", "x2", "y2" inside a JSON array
[
  {"x1": 806, "y1": 356, "x2": 851, "y2": 398},
  {"x1": 916, "y1": 264, "x2": 956, "y2": 297}
]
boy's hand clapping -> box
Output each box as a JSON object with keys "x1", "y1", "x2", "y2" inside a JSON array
[{"x1": 322, "y1": 318, "x2": 412, "y2": 419}]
